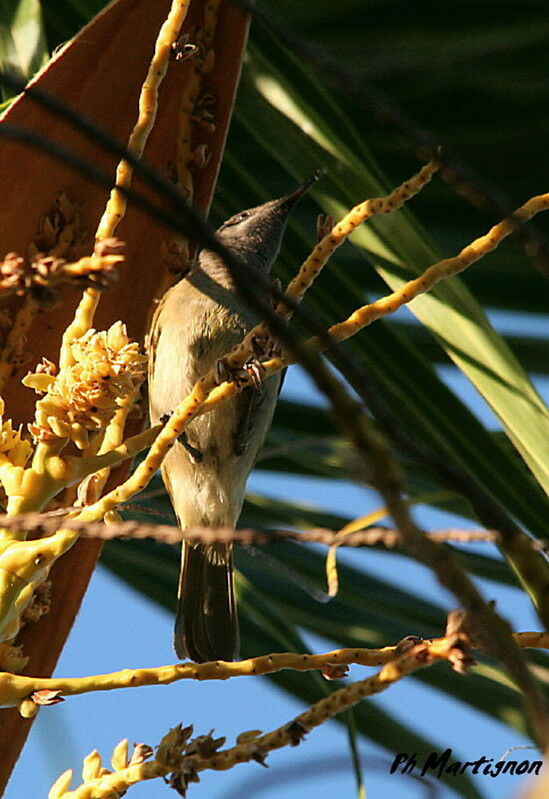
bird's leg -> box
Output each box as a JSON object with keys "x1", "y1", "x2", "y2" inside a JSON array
[{"x1": 159, "y1": 412, "x2": 203, "y2": 462}]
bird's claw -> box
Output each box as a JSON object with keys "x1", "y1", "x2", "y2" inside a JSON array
[
  {"x1": 247, "y1": 332, "x2": 282, "y2": 386},
  {"x1": 213, "y1": 328, "x2": 281, "y2": 392},
  {"x1": 214, "y1": 357, "x2": 265, "y2": 390},
  {"x1": 243, "y1": 359, "x2": 265, "y2": 390},
  {"x1": 316, "y1": 213, "x2": 335, "y2": 242}
]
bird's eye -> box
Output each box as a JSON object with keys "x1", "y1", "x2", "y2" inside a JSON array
[{"x1": 221, "y1": 210, "x2": 250, "y2": 228}]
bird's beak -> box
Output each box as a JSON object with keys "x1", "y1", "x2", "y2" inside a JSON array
[{"x1": 277, "y1": 169, "x2": 325, "y2": 211}]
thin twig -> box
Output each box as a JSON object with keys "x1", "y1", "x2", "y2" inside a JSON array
[{"x1": 0, "y1": 512, "x2": 500, "y2": 547}]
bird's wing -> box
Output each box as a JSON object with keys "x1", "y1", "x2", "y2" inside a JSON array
[
  {"x1": 232, "y1": 370, "x2": 282, "y2": 458},
  {"x1": 232, "y1": 385, "x2": 265, "y2": 457}
]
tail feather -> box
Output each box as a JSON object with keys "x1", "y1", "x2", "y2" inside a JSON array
[{"x1": 175, "y1": 542, "x2": 239, "y2": 663}]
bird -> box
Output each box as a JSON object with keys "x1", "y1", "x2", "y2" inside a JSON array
[{"x1": 148, "y1": 175, "x2": 318, "y2": 663}]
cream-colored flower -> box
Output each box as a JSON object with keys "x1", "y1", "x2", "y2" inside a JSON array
[
  {"x1": 0, "y1": 397, "x2": 32, "y2": 467},
  {"x1": 24, "y1": 322, "x2": 147, "y2": 449}
]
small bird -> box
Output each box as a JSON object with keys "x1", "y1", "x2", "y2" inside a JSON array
[{"x1": 148, "y1": 176, "x2": 317, "y2": 662}]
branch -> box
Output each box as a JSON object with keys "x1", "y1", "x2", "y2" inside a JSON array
[{"x1": 2, "y1": 625, "x2": 547, "y2": 715}]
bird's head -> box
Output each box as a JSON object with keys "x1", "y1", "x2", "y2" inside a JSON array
[{"x1": 215, "y1": 170, "x2": 323, "y2": 273}]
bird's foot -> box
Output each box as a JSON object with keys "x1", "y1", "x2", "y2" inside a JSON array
[
  {"x1": 246, "y1": 331, "x2": 282, "y2": 387},
  {"x1": 214, "y1": 327, "x2": 281, "y2": 391},
  {"x1": 214, "y1": 355, "x2": 266, "y2": 390}
]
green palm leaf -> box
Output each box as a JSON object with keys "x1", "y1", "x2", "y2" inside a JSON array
[{"x1": 0, "y1": 0, "x2": 48, "y2": 101}]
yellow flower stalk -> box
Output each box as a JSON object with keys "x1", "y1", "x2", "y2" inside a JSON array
[
  {"x1": 0, "y1": 528, "x2": 77, "y2": 640},
  {"x1": 0, "y1": 630, "x2": 544, "y2": 711},
  {"x1": 41, "y1": 626, "x2": 486, "y2": 797},
  {"x1": 59, "y1": 0, "x2": 192, "y2": 370},
  {"x1": 0, "y1": 248, "x2": 123, "y2": 302}
]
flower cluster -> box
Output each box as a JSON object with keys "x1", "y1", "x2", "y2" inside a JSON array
[
  {"x1": 29, "y1": 191, "x2": 81, "y2": 257},
  {"x1": 0, "y1": 397, "x2": 32, "y2": 468},
  {"x1": 0, "y1": 243, "x2": 123, "y2": 308},
  {"x1": 24, "y1": 322, "x2": 147, "y2": 449},
  {"x1": 48, "y1": 739, "x2": 153, "y2": 798}
]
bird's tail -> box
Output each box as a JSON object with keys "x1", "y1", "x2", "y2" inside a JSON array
[{"x1": 175, "y1": 541, "x2": 239, "y2": 663}]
